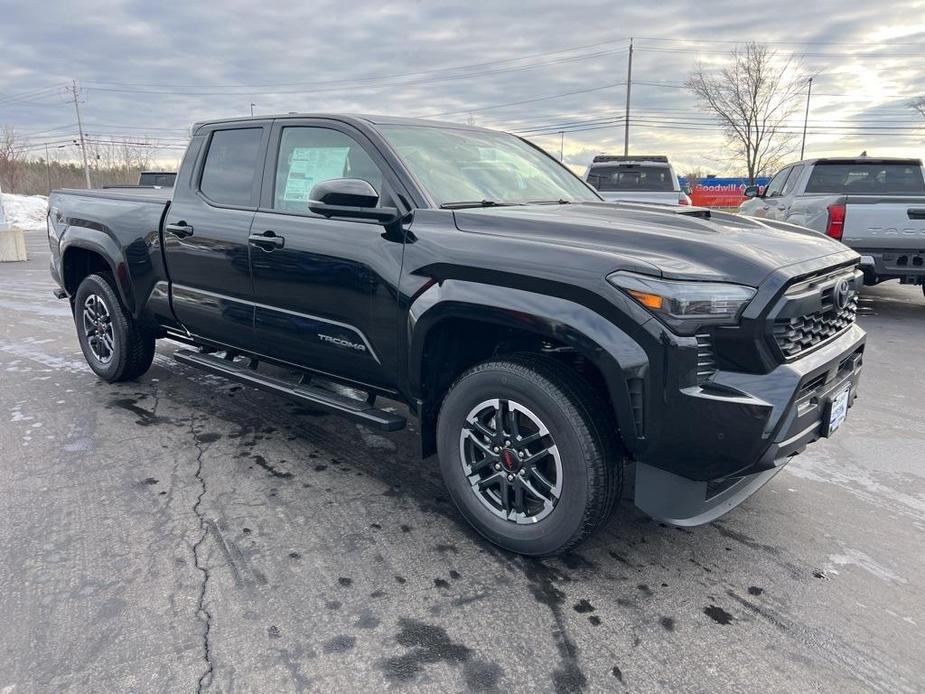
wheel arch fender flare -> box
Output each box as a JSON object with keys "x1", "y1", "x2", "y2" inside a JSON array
[
  {"x1": 60, "y1": 226, "x2": 135, "y2": 314},
  {"x1": 408, "y1": 278, "x2": 650, "y2": 452}
]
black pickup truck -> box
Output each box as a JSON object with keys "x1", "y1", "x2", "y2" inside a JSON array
[{"x1": 47, "y1": 114, "x2": 865, "y2": 556}]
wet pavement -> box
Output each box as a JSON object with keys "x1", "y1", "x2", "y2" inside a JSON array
[{"x1": 1, "y1": 231, "x2": 924, "y2": 693}]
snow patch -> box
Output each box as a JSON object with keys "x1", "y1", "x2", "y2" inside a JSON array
[
  {"x1": 1, "y1": 193, "x2": 48, "y2": 229},
  {"x1": 825, "y1": 548, "x2": 907, "y2": 585}
]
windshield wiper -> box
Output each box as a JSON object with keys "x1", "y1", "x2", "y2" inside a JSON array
[
  {"x1": 439, "y1": 200, "x2": 524, "y2": 210},
  {"x1": 525, "y1": 199, "x2": 572, "y2": 205}
]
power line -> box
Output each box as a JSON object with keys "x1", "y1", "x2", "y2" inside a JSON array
[
  {"x1": 82, "y1": 36, "x2": 633, "y2": 90},
  {"x1": 83, "y1": 48, "x2": 631, "y2": 97},
  {"x1": 420, "y1": 81, "x2": 625, "y2": 119},
  {"x1": 632, "y1": 35, "x2": 925, "y2": 48},
  {"x1": 635, "y1": 46, "x2": 925, "y2": 58}
]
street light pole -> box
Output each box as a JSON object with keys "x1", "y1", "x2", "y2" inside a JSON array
[
  {"x1": 559, "y1": 131, "x2": 564, "y2": 161},
  {"x1": 800, "y1": 77, "x2": 813, "y2": 160},
  {"x1": 624, "y1": 37, "x2": 633, "y2": 157},
  {"x1": 250, "y1": 103, "x2": 256, "y2": 116}
]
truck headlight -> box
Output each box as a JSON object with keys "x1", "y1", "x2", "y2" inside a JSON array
[{"x1": 607, "y1": 271, "x2": 756, "y2": 335}]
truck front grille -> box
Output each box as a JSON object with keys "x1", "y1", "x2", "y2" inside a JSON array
[{"x1": 770, "y1": 269, "x2": 861, "y2": 360}]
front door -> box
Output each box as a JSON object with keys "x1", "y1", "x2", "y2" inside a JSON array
[
  {"x1": 756, "y1": 166, "x2": 792, "y2": 219},
  {"x1": 163, "y1": 124, "x2": 270, "y2": 349},
  {"x1": 248, "y1": 120, "x2": 406, "y2": 390}
]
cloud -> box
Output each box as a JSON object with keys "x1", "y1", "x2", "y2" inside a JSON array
[{"x1": 0, "y1": 0, "x2": 923, "y2": 174}]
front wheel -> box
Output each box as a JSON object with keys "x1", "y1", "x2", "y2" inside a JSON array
[
  {"x1": 437, "y1": 355, "x2": 622, "y2": 556},
  {"x1": 74, "y1": 273, "x2": 155, "y2": 382}
]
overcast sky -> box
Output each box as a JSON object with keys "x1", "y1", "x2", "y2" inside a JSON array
[{"x1": 1, "y1": 0, "x2": 924, "y2": 176}]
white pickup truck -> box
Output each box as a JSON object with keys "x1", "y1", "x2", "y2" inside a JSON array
[
  {"x1": 585, "y1": 155, "x2": 691, "y2": 206},
  {"x1": 740, "y1": 157, "x2": 925, "y2": 296}
]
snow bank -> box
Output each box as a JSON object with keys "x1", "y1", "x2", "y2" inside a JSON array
[{"x1": 1, "y1": 193, "x2": 48, "y2": 230}]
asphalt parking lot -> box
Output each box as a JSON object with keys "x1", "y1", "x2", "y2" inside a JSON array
[{"x1": 2, "y1": 230, "x2": 924, "y2": 693}]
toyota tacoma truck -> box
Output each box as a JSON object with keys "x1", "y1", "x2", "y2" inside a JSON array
[
  {"x1": 740, "y1": 157, "x2": 925, "y2": 297},
  {"x1": 47, "y1": 114, "x2": 865, "y2": 556}
]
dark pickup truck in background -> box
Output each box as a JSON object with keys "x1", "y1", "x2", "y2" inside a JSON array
[{"x1": 47, "y1": 114, "x2": 865, "y2": 556}]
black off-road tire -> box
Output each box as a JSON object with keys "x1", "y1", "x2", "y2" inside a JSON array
[
  {"x1": 437, "y1": 353, "x2": 623, "y2": 557},
  {"x1": 73, "y1": 273, "x2": 156, "y2": 383}
]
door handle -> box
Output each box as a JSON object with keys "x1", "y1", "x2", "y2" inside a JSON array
[
  {"x1": 248, "y1": 231, "x2": 285, "y2": 249},
  {"x1": 165, "y1": 221, "x2": 194, "y2": 238}
]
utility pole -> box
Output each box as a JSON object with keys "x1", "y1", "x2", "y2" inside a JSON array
[
  {"x1": 800, "y1": 76, "x2": 813, "y2": 160},
  {"x1": 624, "y1": 37, "x2": 633, "y2": 156},
  {"x1": 559, "y1": 131, "x2": 565, "y2": 161},
  {"x1": 44, "y1": 143, "x2": 51, "y2": 192},
  {"x1": 70, "y1": 80, "x2": 92, "y2": 189},
  {"x1": 250, "y1": 103, "x2": 256, "y2": 116},
  {"x1": 0, "y1": 179, "x2": 7, "y2": 231}
]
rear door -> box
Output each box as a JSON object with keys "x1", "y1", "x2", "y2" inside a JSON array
[
  {"x1": 163, "y1": 124, "x2": 270, "y2": 349},
  {"x1": 248, "y1": 118, "x2": 407, "y2": 390}
]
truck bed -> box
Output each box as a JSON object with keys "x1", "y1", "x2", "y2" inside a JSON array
[{"x1": 48, "y1": 187, "x2": 173, "y2": 321}]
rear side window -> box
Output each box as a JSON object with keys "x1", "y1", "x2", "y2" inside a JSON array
[
  {"x1": 200, "y1": 128, "x2": 263, "y2": 206},
  {"x1": 587, "y1": 164, "x2": 675, "y2": 192},
  {"x1": 805, "y1": 162, "x2": 925, "y2": 194}
]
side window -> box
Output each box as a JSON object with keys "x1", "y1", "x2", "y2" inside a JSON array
[
  {"x1": 199, "y1": 128, "x2": 263, "y2": 207},
  {"x1": 781, "y1": 165, "x2": 803, "y2": 196},
  {"x1": 764, "y1": 167, "x2": 792, "y2": 198},
  {"x1": 273, "y1": 127, "x2": 384, "y2": 212}
]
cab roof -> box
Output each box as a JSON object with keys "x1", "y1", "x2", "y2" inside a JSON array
[{"x1": 191, "y1": 113, "x2": 496, "y2": 135}]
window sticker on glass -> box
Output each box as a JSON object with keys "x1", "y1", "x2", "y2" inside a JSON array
[{"x1": 282, "y1": 147, "x2": 349, "y2": 202}]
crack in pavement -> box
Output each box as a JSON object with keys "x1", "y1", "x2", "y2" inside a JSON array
[{"x1": 190, "y1": 416, "x2": 215, "y2": 693}]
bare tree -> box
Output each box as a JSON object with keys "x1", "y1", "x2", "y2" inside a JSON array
[
  {"x1": 685, "y1": 43, "x2": 807, "y2": 183},
  {"x1": 0, "y1": 126, "x2": 30, "y2": 193},
  {"x1": 912, "y1": 97, "x2": 925, "y2": 119}
]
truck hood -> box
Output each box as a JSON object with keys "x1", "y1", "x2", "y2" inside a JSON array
[{"x1": 452, "y1": 202, "x2": 852, "y2": 285}]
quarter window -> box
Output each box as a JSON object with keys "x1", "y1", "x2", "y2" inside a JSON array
[
  {"x1": 273, "y1": 127, "x2": 383, "y2": 212},
  {"x1": 199, "y1": 128, "x2": 263, "y2": 207},
  {"x1": 781, "y1": 165, "x2": 804, "y2": 196}
]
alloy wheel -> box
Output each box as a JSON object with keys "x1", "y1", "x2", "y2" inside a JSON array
[
  {"x1": 82, "y1": 294, "x2": 115, "y2": 364},
  {"x1": 459, "y1": 398, "x2": 562, "y2": 524}
]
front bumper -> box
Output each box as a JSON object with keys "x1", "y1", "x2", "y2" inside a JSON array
[{"x1": 634, "y1": 323, "x2": 865, "y2": 526}]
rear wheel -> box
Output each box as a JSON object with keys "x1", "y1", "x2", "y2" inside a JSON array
[
  {"x1": 437, "y1": 354, "x2": 622, "y2": 556},
  {"x1": 74, "y1": 273, "x2": 155, "y2": 382}
]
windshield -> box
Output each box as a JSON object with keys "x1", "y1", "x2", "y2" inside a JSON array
[
  {"x1": 587, "y1": 164, "x2": 675, "y2": 192},
  {"x1": 378, "y1": 125, "x2": 600, "y2": 206},
  {"x1": 805, "y1": 162, "x2": 925, "y2": 194}
]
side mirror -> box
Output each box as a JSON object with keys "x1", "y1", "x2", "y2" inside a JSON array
[
  {"x1": 743, "y1": 185, "x2": 760, "y2": 199},
  {"x1": 308, "y1": 178, "x2": 400, "y2": 224}
]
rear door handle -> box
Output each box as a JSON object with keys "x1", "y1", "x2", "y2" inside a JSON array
[
  {"x1": 165, "y1": 222, "x2": 194, "y2": 238},
  {"x1": 248, "y1": 230, "x2": 285, "y2": 249}
]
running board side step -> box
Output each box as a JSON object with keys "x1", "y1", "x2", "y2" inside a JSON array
[{"x1": 173, "y1": 350, "x2": 406, "y2": 431}]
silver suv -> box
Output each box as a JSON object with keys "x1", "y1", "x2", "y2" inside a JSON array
[{"x1": 585, "y1": 155, "x2": 690, "y2": 206}]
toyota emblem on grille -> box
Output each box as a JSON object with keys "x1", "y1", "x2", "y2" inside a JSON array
[{"x1": 834, "y1": 279, "x2": 852, "y2": 310}]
